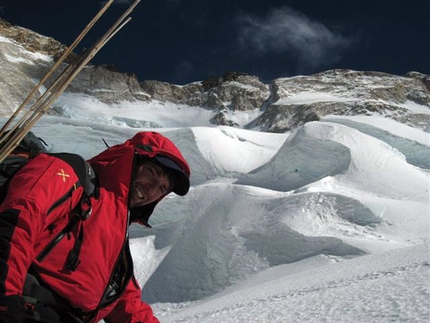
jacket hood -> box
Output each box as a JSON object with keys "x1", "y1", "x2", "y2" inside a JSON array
[{"x1": 88, "y1": 132, "x2": 190, "y2": 227}]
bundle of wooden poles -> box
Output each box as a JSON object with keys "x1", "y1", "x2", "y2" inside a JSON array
[{"x1": 0, "y1": 0, "x2": 141, "y2": 162}]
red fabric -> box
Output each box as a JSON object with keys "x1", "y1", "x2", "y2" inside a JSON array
[
  {"x1": 102, "y1": 277, "x2": 160, "y2": 323},
  {"x1": 0, "y1": 132, "x2": 189, "y2": 322}
]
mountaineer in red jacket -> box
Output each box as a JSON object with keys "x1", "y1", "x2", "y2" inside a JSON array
[{"x1": 0, "y1": 131, "x2": 191, "y2": 323}]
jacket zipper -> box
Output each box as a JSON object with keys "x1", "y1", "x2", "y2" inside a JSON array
[
  {"x1": 47, "y1": 182, "x2": 80, "y2": 214},
  {"x1": 91, "y1": 155, "x2": 137, "y2": 318},
  {"x1": 36, "y1": 182, "x2": 81, "y2": 262},
  {"x1": 91, "y1": 210, "x2": 131, "y2": 316}
]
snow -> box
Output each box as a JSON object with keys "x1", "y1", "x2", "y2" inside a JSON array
[
  {"x1": 2, "y1": 90, "x2": 430, "y2": 322},
  {"x1": 274, "y1": 91, "x2": 354, "y2": 105},
  {"x1": 0, "y1": 36, "x2": 53, "y2": 63},
  {"x1": 4, "y1": 52, "x2": 36, "y2": 65},
  {"x1": 151, "y1": 244, "x2": 429, "y2": 323},
  {"x1": 53, "y1": 93, "x2": 214, "y2": 128},
  {"x1": 322, "y1": 115, "x2": 430, "y2": 146},
  {"x1": 192, "y1": 127, "x2": 287, "y2": 173},
  {"x1": 0, "y1": 36, "x2": 14, "y2": 44},
  {"x1": 402, "y1": 100, "x2": 430, "y2": 115}
]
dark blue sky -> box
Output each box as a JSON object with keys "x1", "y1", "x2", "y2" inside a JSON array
[{"x1": 1, "y1": 0, "x2": 429, "y2": 84}]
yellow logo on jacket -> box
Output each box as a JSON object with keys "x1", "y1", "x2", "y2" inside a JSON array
[{"x1": 56, "y1": 169, "x2": 70, "y2": 182}]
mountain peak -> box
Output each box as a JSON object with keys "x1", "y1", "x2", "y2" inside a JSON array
[{"x1": 0, "y1": 19, "x2": 429, "y2": 133}]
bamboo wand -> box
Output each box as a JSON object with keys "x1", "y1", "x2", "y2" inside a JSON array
[
  {"x1": 0, "y1": 0, "x2": 141, "y2": 162},
  {"x1": 16, "y1": 0, "x2": 141, "y2": 134},
  {"x1": 0, "y1": 0, "x2": 115, "y2": 140}
]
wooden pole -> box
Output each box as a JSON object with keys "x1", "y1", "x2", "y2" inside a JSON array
[
  {"x1": 0, "y1": 0, "x2": 115, "y2": 140},
  {"x1": 0, "y1": 0, "x2": 141, "y2": 162}
]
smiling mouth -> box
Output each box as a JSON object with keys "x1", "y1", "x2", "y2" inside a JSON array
[{"x1": 134, "y1": 185, "x2": 145, "y2": 199}]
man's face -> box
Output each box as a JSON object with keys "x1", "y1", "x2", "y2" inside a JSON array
[{"x1": 129, "y1": 161, "x2": 172, "y2": 208}]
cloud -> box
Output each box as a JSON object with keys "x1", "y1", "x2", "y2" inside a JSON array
[{"x1": 237, "y1": 6, "x2": 352, "y2": 68}]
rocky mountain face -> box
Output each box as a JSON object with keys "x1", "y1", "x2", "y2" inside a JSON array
[
  {"x1": 256, "y1": 70, "x2": 430, "y2": 132},
  {"x1": 1, "y1": 18, "x2": 429, "y2": 132}
]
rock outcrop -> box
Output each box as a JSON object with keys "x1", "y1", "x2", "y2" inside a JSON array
[
  {"x1": 254, "y1": 69, "x2": 430, "y2": 132},
  {"x1": 0, "y1": 18, "x2": 429, "y2": 132}
]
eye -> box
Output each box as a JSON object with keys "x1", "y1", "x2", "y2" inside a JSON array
[{"x1": 149, "y1": 164, "x2": 162, "y2": 175}]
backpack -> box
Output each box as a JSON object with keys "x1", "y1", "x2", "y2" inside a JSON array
[
  {"x1": 1, "y1": 132, "x2": 98, "y2": 321},
  {"x1": 0, "y1": 131, "x2": 96, "y2": 270},
  {"x1": 0, "y1": 131, "x2": 49, "y2": 188}
]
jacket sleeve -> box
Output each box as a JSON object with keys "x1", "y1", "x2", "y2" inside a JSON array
[
  {"x1": 105, "y1": 276, "x2": 160, "y2": 323},
  {"x1": 0, "y1": 154, "x2": 81, "y2": 296}
]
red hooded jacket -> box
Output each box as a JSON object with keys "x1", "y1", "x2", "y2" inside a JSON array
[{"x1": 0, "y1": 131, "x2": 190, "y2": 322}]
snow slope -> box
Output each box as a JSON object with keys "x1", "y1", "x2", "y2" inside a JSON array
[
  {"x1": 1, "y1": 85, "x2": 429, "y2": 323},
  {"x1": 152, "y1": 244, "x2": 429, "y2": 323}
]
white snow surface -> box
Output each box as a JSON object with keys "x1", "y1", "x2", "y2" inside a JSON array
[{"x1": 2, "y1": 89, "x2": 429, "y2": 323}]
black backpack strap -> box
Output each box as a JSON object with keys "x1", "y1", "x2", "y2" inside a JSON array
[
  {"x1": 23, "y1": 274, "x2": 57, "y2": 306},
  {"x1": 0, "y1": 156, "x2": 28, "y2": 179},
  {"x1": 49, "y1": 153, "x2": 98, "y2": 272},
  {"x1": 0, "y1": 156, "x2": 29, "y2": 203},
  {"x1": 49, "y1": 153, "x2": 96, "y2": 198},
  {"x1": 34, "y1": 153, "x2": 97, "y2": 271},
  {"x1": 24, "y1": 271, "x2": 89, "y2": 323}
]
